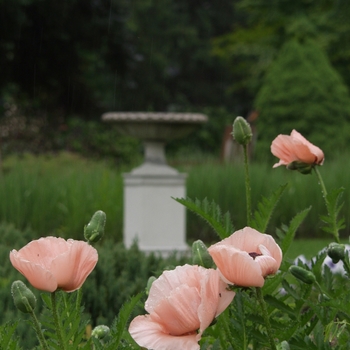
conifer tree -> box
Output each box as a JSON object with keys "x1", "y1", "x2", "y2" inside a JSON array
[{"x1": 255, "y1": 33, "x2": 350, "y2": 157}]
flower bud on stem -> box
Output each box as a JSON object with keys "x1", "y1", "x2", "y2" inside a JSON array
[
  {"x1": 289, "y1": 266, "x2": 316, "y2": 285},
  {"x1": 84, "y1": 210, "x2": 106, "y2": 244},
  {"x1": 11, "y1": 281, "x2": 49, "y2": 350},
  {"x1": 192, "y1": 240, "x2": 213, "y2": 268},
  {"x1": 327, "y1": 242, "x2": 346, "y2": 264}
]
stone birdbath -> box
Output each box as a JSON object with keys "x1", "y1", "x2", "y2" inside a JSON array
[{"x1": 101, "y1": 112, "x2": 208, "y2": 255}]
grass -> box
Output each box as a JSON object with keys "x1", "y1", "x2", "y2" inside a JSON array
[
  {"x1": 285, "y1": 238, "x2": 349, "y2": 260},
  {"x1": 0, "y1": 151, "x2": 349, "y2": 245},
  {"x1": 184, "y1": 157, "x2": 350, "y2": 242},
  {"x1": 0, "y1": 152, "x2": 124, "y2": 240}
]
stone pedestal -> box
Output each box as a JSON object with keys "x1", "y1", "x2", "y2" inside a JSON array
[
  {"x1": 101, "y1": 112, "x2": 208, "y2": 255},
  {"x1": 123, "y1": 161, "x2": 188, "y2": 255}
]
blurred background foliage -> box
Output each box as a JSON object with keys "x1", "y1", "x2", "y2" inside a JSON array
[
  {"x1": 1, "y1": 0, "x2": 350, "y2": 160},
  {"x1": 0, "y1": 0, "x2": 349, "y2": 246},
  {"x1": 2, "y1": 1, "x2": 350, "y2": 342}
]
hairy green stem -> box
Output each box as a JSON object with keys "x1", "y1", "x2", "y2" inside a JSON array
[
  {"x1": 243, "y1": 144, "x2": 252, "y2": 226},
  {"x1": 314, "y1": 166, "x2": 328, "y2": 199},
  {"x1": 76, "y1": 288, "x2": 83, "y2": 311},
  {"x1": 30, "y1": 309, "x2": 49, "y2": 350},
  {"x1": 314, "y1": 167, "x2": 340, "y2": 243},
  {"x1": 255, "y1": 287, "x2": 276, "y2": 350},
  {"x1": 220, "y1": 308, "x2": 238, "y2": 350},
  {"x1": 51, "y1": 291, "x2": 66, "y2": 350}
]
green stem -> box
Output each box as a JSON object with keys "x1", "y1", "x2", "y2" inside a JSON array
[
  {"x1": 76, "y1": 288, "x2": 82, "y2": 312},
  {"x1": 314, "y1": 166, "x2": 328, "y2": 199},
  {"x1": 314, "y1": 167, "x2": 340, "y2": 243},
  {"x1": 51, "y1": 291, "x2": 67, "y2": 350},
  {"x1": 243, "y1": 144, "x2": 252, "y2": 226},
  {"x1": 314, "y1": 281, "x2": 332, "y2": 300},
  {"x1": 220, "y1": 307, "x2": 238, "y2": 350},
  {"x1": 30, "y1": 309, "x2": 50, "y2": 350},
  {"x1": 255, "y1": 287, "x2": 276, "y2": 350}
]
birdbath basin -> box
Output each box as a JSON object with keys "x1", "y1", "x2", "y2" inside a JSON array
[
  {"x1": 101, "y1": 112, "x2": 208, "y2": 255},
  {"x1": 102, "y1": 112, "x2": 208, "y2": 166}
]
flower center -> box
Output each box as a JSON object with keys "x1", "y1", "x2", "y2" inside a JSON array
[{"x1": 249, "y1": 252, "x2": 262, "y2": 260}]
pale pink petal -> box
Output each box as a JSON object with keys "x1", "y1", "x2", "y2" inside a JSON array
[
  {"x1": 12, "y1": 237, "x2": 69, "y2": 267},
  {"x1": 255, "y1": 255, "x2": 280, "y2": 277},
  {"x1": 197, "y1": 268, "x2": 234, "y2": 332},
  {"x1": 10, "y1": 237, "x2": 98, "y2": 293},
  {"x1": 271, "y1": 130, "x2": 324, "y2": 167},
  {"x1": 222, "y1": 228, "x2": 282, "y2": 267},
  {"x1": 9, "y1": 251, "x2": 58, "y2": 292},
  {"x1": 216, "y1": 278, "x2": 235, "y2": 316},
  {"x1": 129, "y1": 315, "x2": 200, "y2": 350},
  {"x1": 224, "y1": 227, "x2": 263, "y2": 252},
  {"x1": 151, "y1": 284, "x2": 201, "y2": 335},
  {"x1": 130, "y1": 264, "x2": 232, "y2": 348},
  {"x1": 197, "y1": 269, "x2": 221, "y2": 332},
  {"x1": 50, "y1": 240, "x2": 98, "y2": 292},
  {"x1": 146, "y1": 264, "x2": 200, "y2": 313},
  {"x1": 271, "y1": 135, "x2": 298, "y2": 166},
  {"x1": 258, "y1": 242, "x2": 282, "y2": 267},
  {"x1": 208, "y1": 245, "x2": 264, "y2": 287},
  {"x1": 290, "y1": 142, "x2": 318, "y2": 164},
  {"x1": 291, "y1": 130, "x2": 324, "y2": 164}
]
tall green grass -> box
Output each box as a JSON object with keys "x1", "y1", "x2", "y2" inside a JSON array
[
  {"x1": 0, "y1": 153, "x2": 124, "y2": 240},
  {"x1": 185, "y1": 158, "x2": 350, "y2": 243},
  {"x1": 1, "y1": 152, "x2": 349, "y2": 244}
]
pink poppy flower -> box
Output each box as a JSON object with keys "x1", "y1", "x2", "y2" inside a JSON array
[
  {"x1": 10, "y1": 236, "x2": 98, "y2": 292},
  {"x1": 208, "y1": 227, "x2": 282, "y2": 287},
  {"x1": 271, "y1": 129, "x2": 324, "y2": 168},
  {"x1": 129, "y1": 264, "x2": 235, "y2": 350}
]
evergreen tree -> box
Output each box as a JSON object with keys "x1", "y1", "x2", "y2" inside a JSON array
[{"x1": 255, "y1": 37, "x2": 350, "y2": 158}]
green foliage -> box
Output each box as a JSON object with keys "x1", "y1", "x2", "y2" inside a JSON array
[
  {"x1": 40, "y1": 291, "x2": 88, "y2": 349},
  {"x1": 59, "y1": 118, "x2": 142, "y2": 165},
  {"x1": 0, "y1": 0, "x2": 236, "y2": 118},
  {"x1": 174, "y1": 197, "x2": 234, "y2": 240},
  {"x1": 1, "y1": 153, "x2": 350, "y2": 244},
  {"x1": 186, "y1": 159, "x2": 350, "y2": 241},
  {"x1": 251, "y1": 183, "x2": 288, "y2": 233},
  {"x1": 320, "y1": 187, "x2": 346, "y2": 238},
  {"x1": 0, "y1": 116, "x2": 142, "y2": 165},
  {"x1": 0, "y1": 321, "x2": 21, "y2": 350},
  {"x1": 277, "y1": 207, "x2": 312, "y2": 256},
  {"x1": 208, "y1": 244, "x2": 350, "y2": 349},
  {"x1": 211, "y1": 1, "x2": 350, "y2": 132},
  {"x1": 167, "y1": 106, "x2": 237, "y2": 158},
  {"x1": 92, "y1": 293, "x2": 143, "y2": 350},
  {"x1": 0, "y1": 153, "x2": 124, "y2": 240},
  {"x1": 255, "y1": 37, "x2": 350, "y2": 157}
]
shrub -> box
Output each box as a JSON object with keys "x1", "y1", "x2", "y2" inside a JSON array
[{"x1": 255, "y1": 38, "x2": 350, "y2": 159}]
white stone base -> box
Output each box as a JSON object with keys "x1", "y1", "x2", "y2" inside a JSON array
[{"x1": 123, "y1": 162, "x2": 189, "y2": 255}]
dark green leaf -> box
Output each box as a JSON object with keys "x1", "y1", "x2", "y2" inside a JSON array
[
  {"x1": 251, "y1": 183, "x2": 288, "y2": 233},
  {"x1": 173, "y1": 197, "x2": 234, "y2": 239}
]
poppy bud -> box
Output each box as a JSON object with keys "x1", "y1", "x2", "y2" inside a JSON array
[
  {"x1": 232, "y1": 116, "x2": 252, "y2": 146},
  {"x1": 91, "y1": 325, "x2": 110, "y2": 339},
  {"x1": 327, "y1": 242, "x2": 346, "y2": 264},
  {"x1": 192, "y1": 240, "x2": 213, "y2": 268},
  {"x1": 289, "y1": 265, "x2": 316, "y2": 284},
  {"x1": 11, "y1": 280, "x2": 36, "y2": 313},
  {"x1": 84, "y1": 210, "x2": 106, "y2": 243}
]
